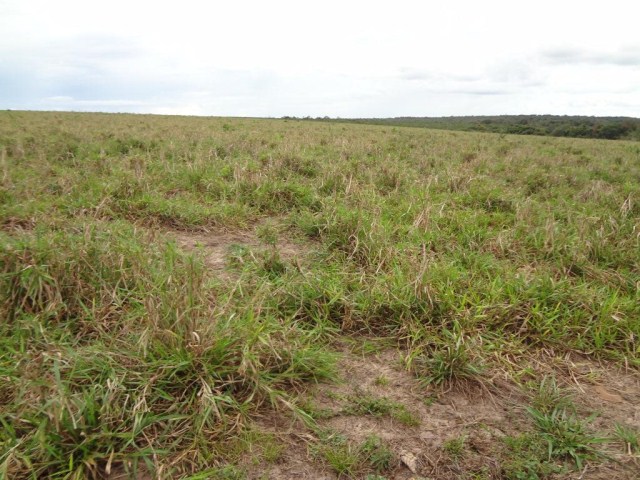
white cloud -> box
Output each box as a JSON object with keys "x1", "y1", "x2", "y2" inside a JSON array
[
  {"x1": 1, "y1": 0, "x2": 639, "y2": 117},
  {"x1": 541, "y1": 46, "x2": 640, "y2": 66}
]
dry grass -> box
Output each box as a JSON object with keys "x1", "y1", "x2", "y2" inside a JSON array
[{"x1": 1, "y1": 111, "x2": 639, "y2": 478}]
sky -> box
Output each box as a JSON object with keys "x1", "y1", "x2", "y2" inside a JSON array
[{"x1": 1, "y1": 0, "x2": 639, "y2": 118}]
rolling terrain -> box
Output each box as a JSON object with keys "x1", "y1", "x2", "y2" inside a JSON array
[{"x1": 1, "y1": 111, "x2": 639, "y2": 479}]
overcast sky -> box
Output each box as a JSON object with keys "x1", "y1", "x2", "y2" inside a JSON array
[{"x1": 1, "y1": 0, "x2": 639, "y2": 117}]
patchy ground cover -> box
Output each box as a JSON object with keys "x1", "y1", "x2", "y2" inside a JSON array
[{"x1": 1, "y1": 111, "x2": 639, "y2": 479}]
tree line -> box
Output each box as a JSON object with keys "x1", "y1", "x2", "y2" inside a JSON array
[{"x1": 284, "y1": 115, "x2": 640, "y2": 141}]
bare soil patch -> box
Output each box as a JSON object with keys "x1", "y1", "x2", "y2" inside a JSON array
[
  {"x1": 245, "y1": 348, "x2": 640, "y2": 479},
  {"x1": 166, "y1": 224, "x2": 309, "y2": 280},
  {"x1": 307, "y1": 348, "x2": 516, "y2": 479}
]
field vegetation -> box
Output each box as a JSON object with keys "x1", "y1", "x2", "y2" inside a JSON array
[
  {"x1": 1, "y1": 110, "x2": 639, "y2": 479},
  {"x1": 307, "y1": 115, "x2": 640, "y2": 141}
]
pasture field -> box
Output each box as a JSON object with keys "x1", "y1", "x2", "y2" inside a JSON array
[{"x1": 1, "y1": 111, "x2": 639, "y2": 479}]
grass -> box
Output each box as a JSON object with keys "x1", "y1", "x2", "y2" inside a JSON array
[
  {"x1": 342, "y1": 392, "x2": 420, "y2": 427},
  {"x1": 501, "y1": 381, "x2": 609, "y2": 478},
  {"x1": 360, "y1": 435, "x2": 395, "y2": 473},
  {"x1": 1, "y1": 110, "x2": 639, "y2": 477},
  {"x1": 442, "y1": 435, "x2": 466, "y2": 460},
  {"x1": 373, "y1": 374, "x2": 389, "y2": 386},
  {"x1": 0, "y1": 223, "x2": 337, "y2": 477},
  {"x1": 405, "y1": 322, "x2": 484, "y2": 386},
  {"x1": 527, "y1": 376, "x2": 574, "y2": 415},
  {"x1": 313, "y1": 432, "x2": 396, "y2": 477},
  {"x1": 613, "y1": 423, "x2": 640, "y2": 454},
  {"x1": 526, "y1": 406, "x2": 606, "y2": 468},
  {"x1": 501, "y1": 433, "x2": 563, "y2": 480}
]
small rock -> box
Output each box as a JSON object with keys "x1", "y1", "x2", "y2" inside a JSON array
[{"x1": 400, "y1": 451, "x2": 419, "y2": 473}]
